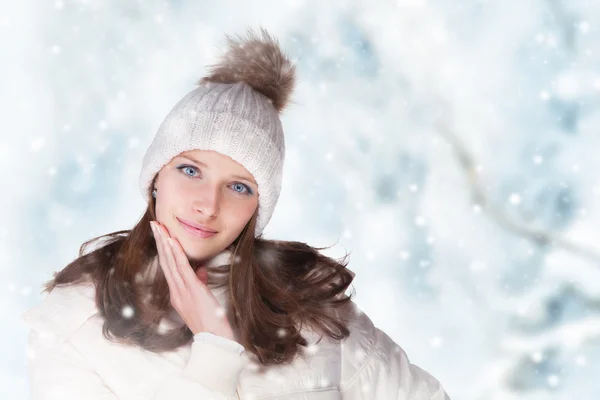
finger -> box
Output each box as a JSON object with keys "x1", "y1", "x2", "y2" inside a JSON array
[
  {"x1": 152, "y1": 222, "x2": 183, "y2": 292},
  {"x1": 151, "y1": 223, "x2": 175, "y2": 288},
  {"x1": 169, "y1": 237, "x2": 202, "y2": 286},
  {"x1": 156, "y1": 223, "x2": 186, "y2": 291}
]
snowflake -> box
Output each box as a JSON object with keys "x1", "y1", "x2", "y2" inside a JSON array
[
  {"x1": 122, "y1": 305, "x2": 135, "y2": 319},
  {"x1": 430, "y1": 336, "x2": 443, "y2": 348},
  {"x1": 575, "y1": 355, "x2": 587, "y2": 366},
  {"x1": 305, "y1": 344, "x2": 319, "y2": 355},
  {"x1": 31, "y1": 138, "x2": 45, "y2": 152},
  {"x1": 535, "y1": 33, "x2": 545, "y2": 43},
  {"x1": 134, "y1": 272, "x2": 144, "y2": 283},
  {"x1": 469, "y1": 261, "x2": 486, "y2": 273},
  {"x1": 508, "y1": 193, "x2": 521, "y2": 205},
  {"x1": 414, "y1": 216, "x2": 426, "y2": 226},
  {"x1": 531, "y1": 351, "x2": 543, "y2": 363},
  {"x1": 547, "y1": 374, "x2": 560, "y2": 388},
  {"x1": 214, "y1": 307, "x2": 226, "y2": 318},
  {"x1": 156, "y1": 319, "x2": 171, "y2": 335}
]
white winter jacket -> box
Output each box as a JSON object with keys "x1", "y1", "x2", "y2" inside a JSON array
[{"x1": 22, "y1": 255, "x2": 450, "y2": 400}]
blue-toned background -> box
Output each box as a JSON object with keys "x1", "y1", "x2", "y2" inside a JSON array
[{"x1": 3, "y1": 0, "x2": 600, "y2": 398}]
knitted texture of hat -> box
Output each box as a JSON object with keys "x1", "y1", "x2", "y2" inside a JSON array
[{"x1": 139, "y1": 28, "x2": 296, "y2": 236}]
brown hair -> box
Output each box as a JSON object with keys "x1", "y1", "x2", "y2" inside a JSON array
[{"x1": 44, "y1": 184, "x2": 356, "y2": 366}]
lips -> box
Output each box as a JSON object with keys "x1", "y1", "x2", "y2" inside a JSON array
[{"x1": 177, "y1": 218, "x2": 218, "y2": 239}]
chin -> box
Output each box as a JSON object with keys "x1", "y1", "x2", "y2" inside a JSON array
[
  {"x1": 181, "y1": 245, "x2": 218, "y2": 263},
  {"x1": 180, "y1": 244, "x2": 209, "y2": 259},
  {"x1": 176, "y1": 232, "x2": 231, "y2": 257}
]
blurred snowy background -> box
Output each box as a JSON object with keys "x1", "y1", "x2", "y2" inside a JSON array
[{"x1": 3, "y1": 0, "x2": 600, "y2": 398}]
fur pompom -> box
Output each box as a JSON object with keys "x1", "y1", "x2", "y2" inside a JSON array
[{"x1": 199, "y1": 27, "x2": 296, "y2": 113}]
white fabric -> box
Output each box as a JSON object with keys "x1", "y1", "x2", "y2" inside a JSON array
[
  {"x1": 194, "y1": 332, "x2": 244, "y2": 356},
  {"x1": 22, "y1": 247, "x2": 449, "y2": 399},
  {"x1": 21, "y1": 282, "x2": 450, "y2": 399},
  {"x1": 139, "y1": 81, "x2": 285, "y2": 236}
]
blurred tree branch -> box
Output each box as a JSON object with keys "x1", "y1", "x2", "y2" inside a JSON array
[{"x1": 434, "y1": 117, "x2": 600, "y2": 266}]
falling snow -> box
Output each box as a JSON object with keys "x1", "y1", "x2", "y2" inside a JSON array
[
  {"x1": 121, "y1": 305, "x2": 135, "y2": 319},
  {"x1": 8, "y1": 1, "x2": 600, "y2": 399}
]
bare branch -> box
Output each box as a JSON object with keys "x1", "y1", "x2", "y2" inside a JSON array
[{"x1": 435, "y1": 118, "x2": 600, "y2": 266}]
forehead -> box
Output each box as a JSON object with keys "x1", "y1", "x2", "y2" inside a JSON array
[
  {"x1": 178, "y1": 149, "x2": 239, "y2": 168},
  {"x1": 176, "y1": 150, "x2": 256, "y2": 183}
]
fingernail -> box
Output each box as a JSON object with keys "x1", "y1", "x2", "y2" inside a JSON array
[
  {"x1": 151, "y1": 222, "x2": 160, "y2": 237},
  {"x1": 167, "y1": 238, "x2": 174, "y2": 248}
]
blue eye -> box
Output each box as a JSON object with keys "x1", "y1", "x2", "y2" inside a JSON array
[
  {"x1": 232, "y1": 183, "x2": 253, "y2": 195},
  {"x1": 177, "y1": 164, "x2": 253, "y2": 195},
  {"x1": 176, "y1": 165, "x2": 199, "y2": 178}
]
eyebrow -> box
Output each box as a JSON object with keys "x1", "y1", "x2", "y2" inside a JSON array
[{"x1": 178, "y1": 155, "x2": 257, "y2": 185}]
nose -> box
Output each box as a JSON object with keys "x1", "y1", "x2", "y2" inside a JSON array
[{"x1": 192, "y1": 184, "x2": 220, "y2": 218}]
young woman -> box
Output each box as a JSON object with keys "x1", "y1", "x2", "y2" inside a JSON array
[{"x1": 22, "y1": 28, "x2": 450, "y2": 400}]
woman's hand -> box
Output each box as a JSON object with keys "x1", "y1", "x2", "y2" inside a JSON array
[{"x1": 150, "y1": 221, "x2": 236, "y2": 341}]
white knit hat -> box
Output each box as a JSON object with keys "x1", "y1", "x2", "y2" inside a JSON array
[{"x1": 139, "y1": 28, "x2": 296, "y2": 236}]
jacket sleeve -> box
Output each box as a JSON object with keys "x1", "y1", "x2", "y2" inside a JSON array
[
  {"x1": 27, "y1": 326, "x2": 247, "y2": 400},
  {"x1": 153, "y1": 334, "x2": 248, "y2": 399},
  {"x1": 194, "y1": 331, "x2": 245, "y2": 355},
  {"x1": 339, "y1": 308, "x2": 450, "y2": 400}
]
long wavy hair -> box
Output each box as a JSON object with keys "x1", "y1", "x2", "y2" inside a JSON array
[{"x1": 44, "y1": 179, "x2": 356, "y2": 365}]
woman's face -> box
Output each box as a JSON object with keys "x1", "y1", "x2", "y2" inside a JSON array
[{"x1": 153, "y1": 149, "x2": 258, "y2": 263}]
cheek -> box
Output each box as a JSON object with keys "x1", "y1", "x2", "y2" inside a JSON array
[
  {"x1": 224, "y1": 200, "x2": 257, "y2": 229},
  {"x1": 160, "y1": 172, "x2": 195, "y2": 199},
  {"x1": 155, "y1": 180, "x2": 188, "y2": 216}
]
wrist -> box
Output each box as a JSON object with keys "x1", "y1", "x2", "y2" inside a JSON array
[
  {"x1": 211, "y1": 329, "x2": 235, "y2": 342},
  {"x1": 192, "y1": 328, "x2": 235, "y2": 342}
]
